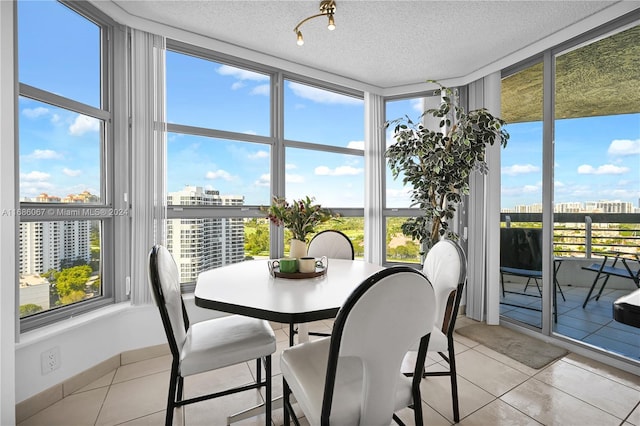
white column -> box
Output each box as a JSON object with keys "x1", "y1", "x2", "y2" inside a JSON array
[
  {"x1": 364, "y1": 92, "x2": 384, "y2": 264},
  {"x1": 0, "y1": 2, "x2": 17, "y2": 423}
]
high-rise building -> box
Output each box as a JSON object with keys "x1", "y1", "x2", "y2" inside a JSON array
[
  {"x1": 167, "y1": 186, "x2": 245, "y2": 283},
  {"x1": 19, "y1": 192, "x2": 93, "y2": 275}
]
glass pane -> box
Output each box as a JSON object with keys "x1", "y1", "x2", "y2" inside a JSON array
[
  {"x1": 385, "y1": 97, "x2": 425, "y2": 208},
  {"x1": 166, "y1": 51, "x2": 270, "y2": 136},
  {"x1": 18, "y1": 0, "x2": 101, "y2": 108},
  {"x1": 285, "y1": 148, "x2": 364, "y2": 207},
  {"x1": 167, "y1": 215, "x2": 252, "y2": 284},
  {"x1": 500, "y1": 62, "x2": 544, "y2": 329},
  {"x1": 385, "y1": 217, "x2": 421, "y2": 264},
  {"x1": 284, "y1": 217, "x2": 364, "y2": 259},
  {"x1": 19, "y1": 220, "x2": 102, "y2": 317},
  {"x1": 284, "y1": 80, "x2": 364, "y2": 147},
  {"x1": 553, "y1": 25, "x2": 640, "y2": 359},
  {"x1": 19, "y1": 97, "x2": 103, "y2": 202},
  {"x1": 167, "y1": 133, "x2": 270, "y2": 206}
]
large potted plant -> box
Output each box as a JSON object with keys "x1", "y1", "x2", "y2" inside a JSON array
[
  {"x1": 386, "y1": 82, "x2": 509, "y2": 254},
  {"x1": 262, "y1": 196, "x2": 336, "y2": 258}
]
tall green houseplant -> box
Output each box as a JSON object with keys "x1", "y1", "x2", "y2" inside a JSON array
[{"x1": 386, "y1": 82, "x2": 509, "y2": 251}]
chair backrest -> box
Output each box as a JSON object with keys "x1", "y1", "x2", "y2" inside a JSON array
[
  {"x1": 322, "y1": 267, "x2": 436, "y2": 425},
  {"x1": 148, "y1": 245, "x2": 189, "y2": 359},
  {"x1": 422, "y1": 239, "x2": 467, "y2": 334},
  {"x1": 307, "y1": 230, "x2": 355, "y2": 260}
]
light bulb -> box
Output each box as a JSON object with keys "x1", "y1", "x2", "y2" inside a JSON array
[
  {"x1": 296, "y1": 30, "x2": 304, "y2": 46},
  {"x1": 327, "y1": 14, "x2": 335, "y2": 30}
]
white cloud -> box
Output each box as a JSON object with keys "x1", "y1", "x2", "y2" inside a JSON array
[
  {"x1": 501, "y1": 164, "x2": 540, "y2": 176},
  {"x1": 577, "y1": 164, "x2": 629, "y2": 175},
  {"x1": 347, "y1": 140, "x2": 365, "y2": 150},
  {"x1": 231, "y1": 81, "x2": 245, "y2": 90},
  {"x1": 217, "y1": 65, "x2": 269, "y2": 81},
  {"x1": 411, "y1": 99, "x2": 423, "y2": 113},
  {"x1": 285, "y1": 163, "x2": 297, "y2": 170},
  {"x1": 21, "y1": 171, "x2": 50, "y2": 181},
  {"x1": 243, "y1": 130, "x2": 258, "y2": 135},
  {"x1": 288, "y1": 82, "x2": 363, "y2": 105},
  {"x1": 248, "y1": 150, "x2": 269, "y2": 160},
  {"x1": 26, "y1": 149, "x2": 62, "y2": 160},
  {"x1": 608, "y1": 139, "x2": 640, "y2": 156},
  {"x1": 22, "y1": 107, "x2": 50, "y2": 119},
  {"x1": 315, "y1": 165, "x2": 363, "y2": 176},
  {"x1": 69, "y1": 115, "x2": 99, "y2": 136},
  {"x1": 522, "y1": 185, "x2": 539, "y2": 193},
  {"x1": 62, "y1": 168, "x2": 82, "y2": 177},
  {"x1": 205, "y1": 169, "x2": 233, "y2": 181},
  {"x1": 255, "y1": 173, "x2": 270, "y2": 187},
  {"x1": 286, "y1": 173, "x2": 304, "y2": 183},
  {"x1": 250, "y1": 84, "x2": 270, "y2": 96}
]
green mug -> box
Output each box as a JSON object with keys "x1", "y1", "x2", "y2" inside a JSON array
[{"x1": 277, "y1": 257, "x2": 298, "y2": 273}]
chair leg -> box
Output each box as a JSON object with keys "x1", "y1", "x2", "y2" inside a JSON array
[
  {"x1": 264, "y1": 355, "x2": 272, "y2": 426},
  {"x1": 283, "y1": 377, "x2": 291, "y2": 426},
  {"x1": 166, "y1": 362, "x2": 180, "y2": 426},
  {"x1": 448, "y1": 346, "x2": 460, "y2": 423},
  {"x1": 256, "y1": 358, "x2": 262, "y2": 384}
]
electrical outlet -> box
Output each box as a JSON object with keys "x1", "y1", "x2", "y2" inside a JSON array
[{"x1": 41, "y1": 347, "x2": 60, "y2": 375}]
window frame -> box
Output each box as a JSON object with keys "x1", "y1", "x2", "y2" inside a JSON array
[{"x1": 17, "y1": 0, "x2": 122, "y2": 332}]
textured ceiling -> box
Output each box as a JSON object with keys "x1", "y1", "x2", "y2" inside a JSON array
[{"x1": 110, "y1": 0, "x2": 621, "y2": 89}]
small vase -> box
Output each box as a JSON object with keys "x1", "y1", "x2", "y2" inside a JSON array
[{"x1": 289, "y1": 239, "x2": 308, "y2": 259}]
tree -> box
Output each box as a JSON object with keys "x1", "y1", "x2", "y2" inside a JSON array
[
  {"x1": 20, "y1": 304, "x2": 43, "y2": 317},
  {"x1": 386, "y1": 82, "x2": 509, "y2": 250},
  {"x1": 55, "y1": 265, "x2": 92, "y2": 297}
]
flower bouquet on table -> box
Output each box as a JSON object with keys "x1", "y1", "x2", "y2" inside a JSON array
[{"x1": 261, "y1": 196, "x2": 337, "y2": 258}]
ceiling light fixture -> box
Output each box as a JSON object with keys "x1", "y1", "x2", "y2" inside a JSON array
[{"x1": 293, "y1": 0, "x2": 336, "y2": 46}]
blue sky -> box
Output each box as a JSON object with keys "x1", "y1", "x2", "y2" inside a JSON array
[{"x1": 17, "y1": 0, "x2": 639, "y2": 211}]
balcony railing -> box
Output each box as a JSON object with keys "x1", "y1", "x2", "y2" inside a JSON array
[{"x1": 501, "y1": 213, "x2": 640, "y2": 258}]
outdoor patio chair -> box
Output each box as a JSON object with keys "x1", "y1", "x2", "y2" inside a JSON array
[{"x1": 582, "y1": 252, "x2": 640, "y2": 308}]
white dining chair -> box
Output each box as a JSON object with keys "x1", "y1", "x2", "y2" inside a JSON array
[
  {"x1": 148, "y1": 245, "x2": 277, "y2": 426},
  {"x1": 281, "y1": 266, "x2": 436, "y2": 426},
  {"x1": 307, "y1": 230, "x2": 355, "y2": 260},
  {"x1": 405, "y1": 239, "x2": 467, "y2": 423}
]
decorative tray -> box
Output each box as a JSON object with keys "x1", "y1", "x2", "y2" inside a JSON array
[
  {"x1": 268, "y1": 257, "x2": 328, "y2": 279},
  {"x1": 272, "y1": 267, "x2": 327, "y2": 279}
]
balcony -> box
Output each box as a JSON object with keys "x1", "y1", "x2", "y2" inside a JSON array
[{"x1": 499, "y1": 213, "x2": 639, "y2": 361}]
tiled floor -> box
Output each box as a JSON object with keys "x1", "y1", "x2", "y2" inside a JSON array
[
  {"x1": 18, "y1": 317, "x2": 640, "y2": 426},
  {"x1": 500, "y1": 281, "x2": 640, "y2": 360}
]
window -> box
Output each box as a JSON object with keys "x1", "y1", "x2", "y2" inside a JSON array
[
  {"x1": 383, "y1": 95, "x2": 439, "y2": 264},
  {"x1": 283, "y1": 80, "x2": 364, "y2": 148},
  {"x1": 283, "y1": 79, "x2": 365, "y2": 258},
  {"x1": 17, "y1": 0, "x2": 117, "y2": 330},
  {"x1": 166, "y1": 46, "x2": 273, "y2": 285}
]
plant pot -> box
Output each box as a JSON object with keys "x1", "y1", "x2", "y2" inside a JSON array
[{"x1": 289, "y1": 239, "x2": 308, "y2": 259}]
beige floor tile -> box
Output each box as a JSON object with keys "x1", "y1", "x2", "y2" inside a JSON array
[
  {"x1": 562, "y1": 352, "x2": 640, "y2": 390},
  {"x1": 184, "y1": 389, "x2": 267, "y2": 426},
  {"x1": 183, "y1": 362, "x2": 257, "y2": 398},
  {"x1": 534, "y1": 359, "x2": 639, "y2": 419},
  {"x1": 455, "y1": 349, "x2": 530, "y2": 396},
  {"x1": 627, "y1": 402, "x2": 640, "y2": 425},
  {"x1": 394, "y1": 401, "x2": 451, "y2": 426},
  {"x1": 95, "y1": 371, "x2": 170, "y2": 426},
  {"x1": 118, "y1": 409, "x2": 176, "y2": 426},
  {"x1": 112, "y1": 354, "x2": 172, "y2": 384},
  {"x1": 73, "y1": 370, "x2": 116, "y2": 394},
  {"x1": 458, "y1": 399, "x2": 541, "y2": 426},
  {"x1": 501, "y1": 378, "x2": 622, "y2": 425},
  {"x1": 419, "y1": 374, "x2": 495, "y2": 423},
  {"x1": 18, "y1": 387, "x2": 108, "y2": 426}
]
